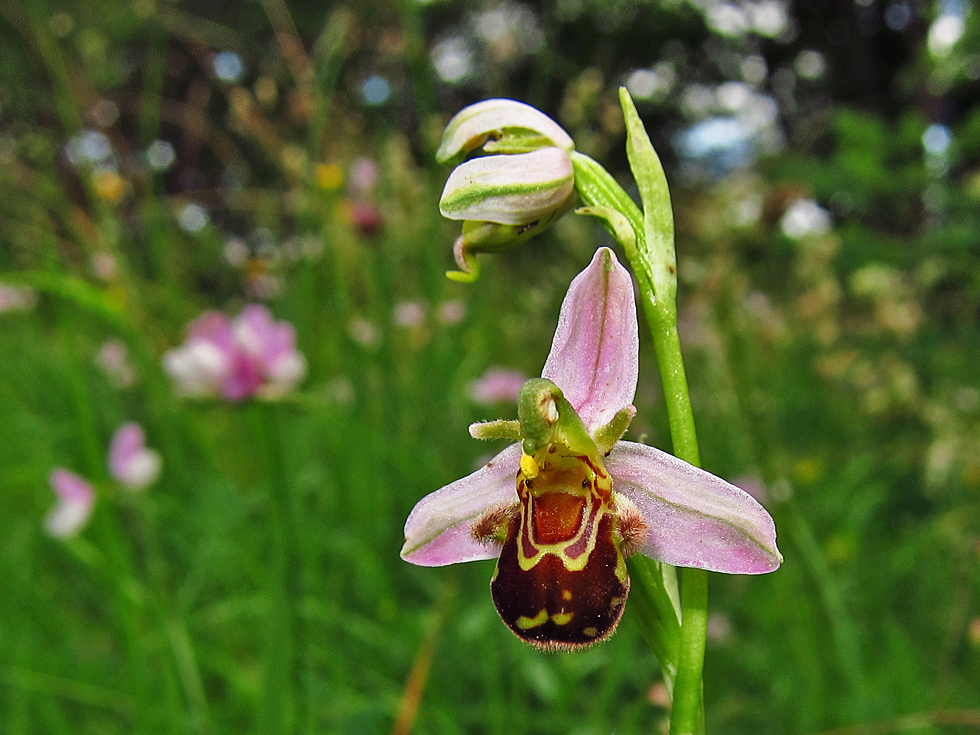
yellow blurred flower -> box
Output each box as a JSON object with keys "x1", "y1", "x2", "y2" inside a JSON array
[
  {"x1": 93, "y1": 169, "x2": 126, "y2": 202},
  {"x1": 316, "y1": 163, "x2": 344, "y2": 191},
  {"x1": 792, "y1": 457, "x2": 824, "y2": 485}
]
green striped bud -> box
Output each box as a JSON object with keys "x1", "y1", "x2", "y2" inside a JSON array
[
  {"x1": 439, "y1": 147, "x2": 574, "y2": 225},
  {"x1": 437, "y1": 99, "x2": 578, "y2": 282},
  {"x1": 436, "y1": 98, "x2": 574, "y2": 166}
]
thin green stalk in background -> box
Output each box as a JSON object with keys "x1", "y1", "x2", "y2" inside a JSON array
[{"x1": 249, "y1": 402, "x2": 303, "y2": 735}]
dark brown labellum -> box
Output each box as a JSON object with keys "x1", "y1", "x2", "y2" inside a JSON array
[{"x1": 489, "y1": 455, "x2": 629, "y2": 651}]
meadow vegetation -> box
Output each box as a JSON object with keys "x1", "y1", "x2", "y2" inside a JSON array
[{"x1": 1, "y1": 1, "x2": 979, "y2": 733}]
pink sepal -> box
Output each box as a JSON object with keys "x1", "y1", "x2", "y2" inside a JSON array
[
  {"x1": 606, "y1": 441, "x2": 782, "y2": 574},
  {"x1": 541, "y1": 248, "x2": 639, "y2": 433},
  {"x1": 401, "y1": 444, "x2": 522, "y2": 566}
]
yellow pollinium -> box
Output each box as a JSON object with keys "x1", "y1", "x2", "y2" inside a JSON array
[{"x1": 520, "y1": 453, "x2": 539, "y2": 479}]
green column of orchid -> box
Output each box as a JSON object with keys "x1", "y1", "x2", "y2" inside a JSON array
[{"x1": 571, "y1": 89, "x2": 707, "y2": 735}]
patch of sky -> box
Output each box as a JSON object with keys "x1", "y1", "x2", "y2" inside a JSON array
[
  {"x1": 675, "y1": 117, "x2": 755, "y2": 177},
  {"x1": 361, "y1": 75, "x2": 392, "y2": 105},
  {"x1": 213, "y1": 51, "x2": 244, "y2": 82},
  {"x1": 928, "y1": 0, "x2": 965, "y2": 57}
]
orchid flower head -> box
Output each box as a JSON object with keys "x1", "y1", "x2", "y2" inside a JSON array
[{"x1": 402, "y1": 248, "x2": 781, "y2": 651}]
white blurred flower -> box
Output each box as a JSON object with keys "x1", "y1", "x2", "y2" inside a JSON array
[
  {"x1": 348, "y1": 317, "x2": 381, "y2": 348},
  {"x1": 90, "y1": 251, "x2": 118, "y2": 281},
  {"x1": 780, "y1": 198, "x2": 831, "y2": 239},
  {"x1": 0, "y1": 285, "x2": 38, "y2": 312},
  {"x1": 394, "y1": 301, "x2": 427, "y2": 328},
  {"x1": 96, "y1": 339, "x2": 136, "y2": 388},
  {"x1": 437, "y1": 300, "x2": 466, "y2": 325}
]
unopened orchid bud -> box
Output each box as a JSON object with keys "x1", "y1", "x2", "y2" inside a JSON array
[
  {"x1": 439, "y1": 147, "x2": 574, "y2": 226},
  {"x1": 437, "y1": 100, "x2": 578, "y2": 281},
  {"x1": 436, "y1": 98, "x2": 574, "y2": 165},
  {"x1": 439, "y1": 146, "x2": 576, "y2": 282},
  {"x1": 446, "y1": 202, "x2": 574, "y2": 283}
]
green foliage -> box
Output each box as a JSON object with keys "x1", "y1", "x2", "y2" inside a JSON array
[{"x1": 2, "y1": 0, "x2": 980, "y2": 734}]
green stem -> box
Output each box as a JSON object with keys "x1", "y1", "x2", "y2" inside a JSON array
[
  {"x1": 625, "y1": 557, "x2": 680, "y2": 691},
  {"x1": 55, "y1": 307, "x2": 163, "y2": 730},
  {"x1": 249, "y1": 403, "x2": 300, "y2": 735},
  {"x1": 572, "y1": 87, "x2": 708, "y2": 734}
]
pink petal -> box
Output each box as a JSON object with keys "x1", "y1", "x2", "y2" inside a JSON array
[
  {"x1": 220, "y1": 351, "x2": 264, "y2": 401},
  {"x1": 108, "y1": 423, "x2": 160, "y2": 490},
  {"x1": 50, "y1": 469, "x2": 94, "y2": 504},
  {"x1": 187, "y1": 311, "x2": 236, "y2": 352},
  {"x1": 46, "y1": 469, "x2": 95, "y2": 538},
  {"x1": 541, "y1": 248, "x2": 639, "y2": 432},
  {"x1": 232, "y1": 305, "x2": 302, "y2": 389},
  {"x1": 109, "y1": 423, "x2": 145, "y2": 478},
  {"x1": 233, "y1": 305, "x2": 277, "y2": 358},
  {"x1": 470, "y1": 367, "x2": 528, "y2": 404},
  {"x1": 401, "y1": 444, "x2": 522, "y2": 566},
  {"x1": 606, "y1": 441, "x2": 782, "y2": 574}
]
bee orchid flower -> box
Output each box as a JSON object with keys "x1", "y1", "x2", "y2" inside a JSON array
[{"x1": 401, "y1": 248, "x2": 781, "y2": 651}]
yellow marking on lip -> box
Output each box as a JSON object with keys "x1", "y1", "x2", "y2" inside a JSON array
[
  {"x1": 516, "y1": 608, "x2": 549, "y2": 630},
  {"x1": 582, "y1": 626, "x2": 599, "y2": 638},
  {"x1": 551, "y1": 611, "x2": 575, "y2": 626},
  {"x1": 562, "y1": 589, "x2": 573, "y2": 601}
]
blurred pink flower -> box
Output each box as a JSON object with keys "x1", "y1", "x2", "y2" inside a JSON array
[
  {"x1": 394, "y1": 301, "x2": 427, "y2": 328},
  {"x1": 109, "y1": 423, "x2": 161, "y2": 491},
  {"x1": 436, "y1": 299, "x2": 466, "y2": 325},
  {"x1": 90, "y1": 251, "x2": 118, "y2": 281},
  {"x1": 46, "y1": 469, "x2": 95, "y2": 538},
  {"x1": 163, "y1": 305, "x2": 306, "y2": 401},
  {"x1": 734, "y1": 475, "x2": 769, "y2": 504},
  {"x1": 348, "y1": 200, "x2": 383, "y2": 237},
  {"x1": 96, "y1": 339, "x2": 136, "y2": 388},
  {"x1": 0, "y1": 285, "x2": 38, "y2": 313},
  {"x1": 470, "y1": 367, "x2": 528, "y2": 404},
  {"x1": 348, "y1": 317, "x2": 380, "y2": 348},
  {"x1": 348, "y1": 157, "x2": 380, "y2": 199},
  {"x1": 706, "y1": 612, "x2": 733, "y2": 645}
]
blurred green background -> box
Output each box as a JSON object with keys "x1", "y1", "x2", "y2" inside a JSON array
[{"x1": 1, "y1": 0, "x2": 979, "y2": 733}]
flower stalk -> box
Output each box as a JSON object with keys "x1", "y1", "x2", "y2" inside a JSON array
[
  {"x1": 573, "y1": 88, "x2": 708, "y2": 734},
  {"x1": 423, "y1": 91, "x2": 782, "y2": 734}
]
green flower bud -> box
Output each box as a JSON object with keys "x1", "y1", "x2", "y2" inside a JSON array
[
  {"x1": 437, "y1": 99, "x2": 578, "y2": 282},
  {"x1": 436, "y1": 98, "x2": 574, "y2": 166},
  {"x1": 439, "y1": 147, "x2": 574, "y2": 225}
]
